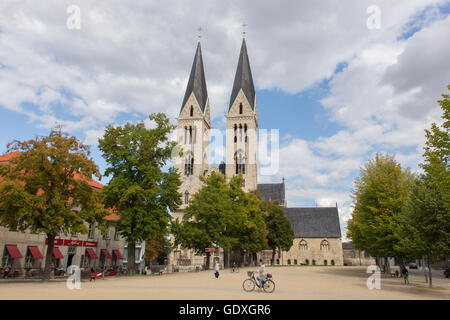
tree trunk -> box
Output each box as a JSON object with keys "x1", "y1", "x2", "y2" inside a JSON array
[
  {"x1": 271, "y1": 248, "x2": 276, "y2": 266},
  {"x1": 397, "y1": 256, "x2": 405, "y2": 271},
  {"x1": 422, "y1": 256, "x2": 428, "y2": 283},
  {"x1": 43, "y1": 234, "x2": 55, "y2": 281},
  {"x1": 427, "y1": 255, "x2": 432, "y2": 288},
  {"x1": 252, "y1": 252, "x2": 257, "y2": 266},
  {"x1": 127, "y1": 241, "x2": 136, "y2": 275},
  {"x1": 205, "y1": 252, "x2": 210, "y2": 270},
  {"x1": 384, "y1": 257, "x2": 391, "y2": 274}
]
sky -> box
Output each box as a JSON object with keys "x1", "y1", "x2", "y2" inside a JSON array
[{"x1": 1, "y1": 0, "x2": 450, "y2": 239}]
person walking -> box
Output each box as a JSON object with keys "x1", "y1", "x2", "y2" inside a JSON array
[
  {"x1": 214, "y1": 261, "x2": 220, "y2": 279},
  {"x1": 401, "y1": 266, "x2": 409, "y2": 284}
]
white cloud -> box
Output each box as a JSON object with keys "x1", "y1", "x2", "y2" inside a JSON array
[{"x1": 1, "y1": 0, "x2": 449, "y2": 238}]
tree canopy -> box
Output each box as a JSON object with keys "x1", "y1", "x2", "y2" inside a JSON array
[
  {"x1": 99, "y1": 113, "x2": 182, "y2": 274},
  {"x1": 347, "y1": 153, "x2": 414, "y2": 269},
  {"x1": 171, "y1": 173, "x2": 267, "y2": 268},
  {"x1": 0, "y1": 129, "x2": 108, "y2": 280},
  {"x1": 263, "y1": 200, "x2": 294, "y2": 265}
]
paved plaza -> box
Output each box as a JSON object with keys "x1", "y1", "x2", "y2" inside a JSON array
[{"x1": 0, "y1": 266, "x2": 448, "y2": 300}]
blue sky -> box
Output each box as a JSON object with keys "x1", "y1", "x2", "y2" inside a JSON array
[{"x1": 1, "y1": 0, "x2": 449, "y2": 238}]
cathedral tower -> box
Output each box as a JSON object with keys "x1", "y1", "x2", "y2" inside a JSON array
[
  {"x1": 175, "y1": 41, "x2": 211, "y2": 212},
  {"x1": 225, "y1": 38, "x2": 258, "y2": 191}
]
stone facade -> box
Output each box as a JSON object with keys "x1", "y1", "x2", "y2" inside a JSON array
[
  {"x1": 225, "y1": 89, "x2": 258, "y2": 192},
  {"x1": 281, "y1": 238, "x2": 344, "y2": 266},
  {"x1": 342, "y1": 242, "x2": 376, "y2": 266}
]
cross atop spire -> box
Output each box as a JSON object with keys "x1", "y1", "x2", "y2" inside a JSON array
[
  {"x1": 242, "y1": 22, "x2": 248, "y2": 37},
  {"x1": 197, "y1": 26, "x2": 202, "y2": 41}
]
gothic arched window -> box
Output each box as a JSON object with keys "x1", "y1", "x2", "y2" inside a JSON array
[
  {"x1": 184, "y1": 152, "x2": 194, "y2": 176},
  {"x1": 239, "y1": 103, "x2": 243, "y2": 114},
  {"x1": 184, "y1": 191, "x2": 189, "y2": 204},
  {"x1": 299, "y1": 239, "x2": 308, "y2": 251},
  {"x1": 239, "y1": 124, "x2": 243, "y2": 142},
  {"x1": 190, "y1": 105, "x2": 194, "y2": 117},
  {"x1": 244, "y1": 124, "x2": 248, "y2": 143},
  {"x1": 184, "y1": 126, "x2": 188, "y2": 144},
  {"x1": 234, "y1": 124, "x2": 237, "y2": 143},
  {"x1": 320, "y1": 240, "x2": 330, "y2": 251},
  {"x1": 235, "y1": 151, "x2": 245, "y2": 174}
]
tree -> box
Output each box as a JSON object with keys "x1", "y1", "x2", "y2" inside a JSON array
[
  {"x1": 171, "y1": 173, "x2": 267, "y2": 269},
  {"x1": 263, "y1": 201, "x2": 294, "y2": 265},
  {"x1": 171, "y1": 172, "x2": 235, "y2": 269},
  {"x1": 99, "y1": 113, "x2": 182, "y2": 275},
  {"x1": 397, "y1": 85, "x2": 450, "y2": 287},
  {"x1": 397, "y1": 175, "x2": 449, "y2": 287},
  {"x1": 144, "y1": 234, "x2": 172, "y2": 265},
  {"x1": 0, "y1": 129, "x2": 108, "y2": 280},
  {"x1": 229, "y1": 177, "x2": 267, "y2": 266},
  {"x1": 347, "y1": 153, "x2": 414, "y2": 273}
]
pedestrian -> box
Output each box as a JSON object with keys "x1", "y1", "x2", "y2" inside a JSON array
[
  {"x1": 3, "y1": 265, "x2": 11, "y2": 278},
  {"x1": 214, "y1": 261, "x2": 220, "y2": 279},
  {"x1": 401, "y1": 266, "x2": 409, "y2": 284},
  {"x1": 90, "y1": 267, "x2": 96, "y2": 282}
]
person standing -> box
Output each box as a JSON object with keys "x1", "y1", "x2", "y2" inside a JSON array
[
  {"x1": 214, "y1": 261, "x2": 220, "y2": 279},
  {"x1": 401, "y1": 266, "x2": 409, "y2": 284}
]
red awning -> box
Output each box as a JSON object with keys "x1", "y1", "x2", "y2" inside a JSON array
[
  {"x1": 101, "y1": 249, "x2": 112, "y2": 259},
  {"x1": 28, "y1": 246, "x2": 43, "y2": 259},
  {"x1": 113, "y1": 250, "x2": 123, "y2": 259},
  {"x1": 6, "y1": 245, "x2": 23, "y2": 259},
  {"x1": 52, "y1": 247, "x2": 64, "y2": 259},
  {"x1": 86, "y1": 248, "x2": 98, "y2": 259}
]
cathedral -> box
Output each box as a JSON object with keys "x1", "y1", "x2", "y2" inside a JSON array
[{"x1": 168, "y1": 37, "x2": 343, "y2": 271}]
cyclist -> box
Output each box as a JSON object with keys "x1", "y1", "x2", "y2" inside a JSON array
[
  {"x1": 255, "y1": 260, "x2": 266, "y2": 292},
  {"x1": 232, "y1": 261, "x2": 238, "y2": 272}
]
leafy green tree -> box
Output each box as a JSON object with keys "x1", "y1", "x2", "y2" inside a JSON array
[
  {"x1": 397, "y1": 86, "x2": 450, "y2": 287},
  {"x1": 99, "y1": 113, "x2": 182, "y2": 275},
  {"x1": 263, "y1": 201, "x2": 294, "y2": 265},
  {"x1": 171, "y1": 173, "x2": 267, "y2": 269},
  {"x1": 171, "y1": 173, "x2": 235, "y2": 269},
  {"x1": 229, "y1": 177, "x2": 267, "y2": 265},
  {"x1": 397, "y1": 175, "x2": 449, "y2": 287},
  {"x1": 347, "y1": 153, "x2": 414, "y2": 273},
  {"x1": 0, "y1": 129, "x2": 108, "y2": 280}
]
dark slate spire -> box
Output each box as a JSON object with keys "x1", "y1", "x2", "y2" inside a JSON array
[
  {"x1": 182, "y1": 42, "x2": 208, "y2": 114},
  {"x1": 229, "y1": 38, "x2": 255, "y2": 112}
]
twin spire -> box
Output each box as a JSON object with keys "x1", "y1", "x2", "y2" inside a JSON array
[{"x1": 181, "y1": 38, "x2": 255, "y2": 115}]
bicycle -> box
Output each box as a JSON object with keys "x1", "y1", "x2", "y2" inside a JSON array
[{"x1": 242, "y1": 271, "x2": 275, "y2": 293}]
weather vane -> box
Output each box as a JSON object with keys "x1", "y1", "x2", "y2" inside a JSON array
[
  {"x1": 197, "y1": 26, "x2": 202, "y2": 40},
  {"x1": 242, "y1": 22, "x2": 248, "y2": 37}
]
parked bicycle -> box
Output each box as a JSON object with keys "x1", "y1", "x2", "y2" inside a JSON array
[{"x1": 242, "y1": 271, "x2": 275, "y2": 293}]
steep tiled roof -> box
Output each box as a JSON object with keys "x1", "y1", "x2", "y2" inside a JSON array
[
  {"x1": 229, "y1": 38, "x2": 255, "y2": 112},
  {"x1": 342, "y1": 242, "x2": 355, "y2": 250},
  {"x1": 257, "y1": 183, "x2": 285, "y2": 205},
  {"x1": 283, "y1": 207, "x2": 342, "y2": 238},
  {"x1": 181, "y1": 42, "x2": 208, "y2": 114}
]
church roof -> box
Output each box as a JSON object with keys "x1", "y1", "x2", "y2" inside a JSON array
[
  {"x1": 282, "y1": 207, "x2": 342, "y2": 238},
  {"x1": 229, "y1": 38, "x2": 255, "y2": 112},
  {"x1": 257, "y1": 183, "x2": 285, "y2": 205},
  {"x1": 182, "y1": 42, "x2": 208, "y2": 114}
]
